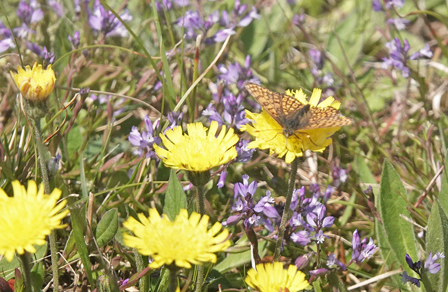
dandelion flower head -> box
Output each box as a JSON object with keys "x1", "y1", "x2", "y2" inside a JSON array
[
  {"x1": 0, "y1": 181, "x2": 69, "y2": 262},
  {"x1": 123, "y1": 208, "x2": 231, "y2": 269},
  {"x1": 154, "y1": 121, "x2": 239, "y2": 172},
  {"x1": 245, "y1": 262, "x2": 309, "y2": 292},
  {"x1": 10, "y1": 63, "x2": 56, "y2": 102}
]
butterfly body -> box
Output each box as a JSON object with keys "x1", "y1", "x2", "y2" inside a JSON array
[{"x1": 244, "y1": 82, "x2": 352, "y2": 137}]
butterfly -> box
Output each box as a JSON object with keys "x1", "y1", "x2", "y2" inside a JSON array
[{"x1": 244, "y1": 82, "x2": 352, "y2": 138}]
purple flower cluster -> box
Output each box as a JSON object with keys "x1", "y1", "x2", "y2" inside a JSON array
[
  {"x1": 401, "y1": 252, "x2": 444, "y2": 287},
  {"x1": 308, "y1": 48, "x2": 334, "y2": 87},
  {"x1": 351, "y1": 229, "x2": 377, "y2": 263},
  {"x1": 155, "y1": 0, "x2": 189, "y2": 11},
  {"x1": 175, "y1": 0, "x2": 259, "y2": 43},
  {"x1": 331, "y1": 165, "x2": 348, "y2": 188},
  {"x1": 90, "y1": 94, "x2": 125, "y2": 117},
  {"x1": 218, "y1": 56, "x2": 260, "y2": 90},
  {"x1": 372, "y1": 0, "x2": 408, "y2": 30},
  {"x1": 223, "y1": 175, "x2": 279, "y2": 230},
  {"x1": 382, "y1": 37, "x2": 433, "y2": 78},
  {"x1": 308, "y1": 253, "x2": 347, "y2": 281},
  {"x1": 289, "y1": 186, "x2": 335, "y2": 246},
  {"x1": 202, "y1": 55, "x2": 260, "y2": 132},
  {"x1": 128, "y1": 115, "x2": 162, "y2": 159},
  {"x1": 202, "y1": 90, "x2": 248, "y2": 129},
  {"x1": 88, "y1": 0, "x2": 132, "y2": 37}
]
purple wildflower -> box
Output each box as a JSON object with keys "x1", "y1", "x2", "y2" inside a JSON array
[
  {"x1": 295, "y1": 252, "x2": 314, "y2": 270},
  {"x1": 382, "y1": 37, "x2": 411, "y2": 77},
  {"x1": 386, "y1": 18, "x2": 410, "y2": 30},
  {"x1": 0, "y1": 22, "x2": 15, "y2": 53},
  {"x1": 217, "y1": 171, "x2": 227, "y2": 189},
  {"x1": 235, "y1": 139, "x2": 255, "y2": 162},
  {"x1": 14, "y1": 23, "x2": 35, "y2": 39},
  {"x1": 410, "y1": 43, "x2": 433, "y2": 60},
  {"x1": 155, "y1": 0, "x2": 189, "y2": 11},
  {"x1": 48, "y1": 0, "x2": 65, "y2": 17},
  {"x1": 166, "y1": 111, "x2": 183, "y2": 130},
  {"x1": 401, "y1": 271, "x2": 420, "y2": 287},
  {"x1": 309, "y1": 48, "x2": 324, "y2": 70},
  {"x1": 351, "y1": 229, "x2": 377, "y2": 263},
  {"x1": 69, "y1": 31, "x2": 81, "y2": 49},
  {"x1": 218, "y1": 55, "x2": 260, "y2": 89},
  {"x1": 292, "y1": 13, "x2": 305, "y2": 26},
  {"x1": 89, "y1": 0, "x2": 132, "y2": 37},
  {"x1": 176, "y1": 10, "x2": 204, "y2": 40},
  {"x1": 17, "y1": 0, "x2": 43, "y2": 25},
  {"x1": 326, "y1": 253, "x2": 347, "y2": 271},
  {"x1": 224, "y1": 176, "x2": 278, "y2": 231},
  {"x1": 306, "y1": 204, "x2": 334, "y2": 231},
  {"x1": 385, "y1": 0, "x2": 405, "y2": 9},
  {"x1": 291, "y1": 230, "x2": 312, "y2": 246},
  {"x1": 128, "y1": 115, "x2": 161, "y2": 159},
  {"x1": 372, "y1": 0, "x2": 383, "y2": 11},
  {"x1": 424, "y1": 252, "x2": 444, "y2": 274},
  {"x1": 254, "y1": 191, "x2": 280, "y2": 218},
  {"x1": 332, "y1": 165, "x2": 348, "y2": 187}
]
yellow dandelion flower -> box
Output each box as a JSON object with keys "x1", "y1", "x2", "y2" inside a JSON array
[
  {"x1": 242, "y1": 84, "x2": 352, "y2": 164},
  {"x1": 123, "y1": 208, "x2": 231, "y2": 269},
  {"x1": 154, "y1": 121, "x2": 239, "y2": 172},
  {"x1": 0, "y1": 181, "x2": 69, "y2": 262},
  {"x1": 10, "y1": 63, "x2": 56, "y2": 102},
  {"x1": 245, "y1": 262, "x2": 309, "y2": 292}
]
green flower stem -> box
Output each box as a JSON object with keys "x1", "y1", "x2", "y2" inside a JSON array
[
  {"x1": 18, "y1": 253, "x2": 35, "y2": 292},
  {"x1": 195, "y1": 183, "x2": 206, "y2": 292},
  {"x1": 31, "y1": 119, "x2": 60, "y2": 291},
  {"x1": 169, "y1": 267, "x2": 178, "y2": 292},
  {"x1": 273, "y1": 157, "x2": 299, "y2": 261}
]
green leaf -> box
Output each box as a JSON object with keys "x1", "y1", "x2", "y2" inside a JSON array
[
  {"x1": 339, "y1": 192, "x2": 356, "y2": 226},
  {"x1": 31, "y1": 261, "x2": 44, "y2": 290},
  {"x1": 163, "y1": 169, "x2": 187, "y2": 221},
  {"x1": 327, "y1": 272, "x2": 349, "y2": 292},
  {"x1": 425, "y1": 202, "x2": 448, "y2": 291},
  {"x1": 95, "y1": 208, "x2": 119, "y2": 248},
  {"x1": 439, "y1": 154, "x2": 448, "y2": 215},
  {"x1": 376, "y1": 160, "x2": 417, "y2": 269},
  {"x1": 214, "y1": 238, "x2": 267, "y2": 273},
  {"x1": 70, "y1": 205, "x2": 95, "y2": 288}
]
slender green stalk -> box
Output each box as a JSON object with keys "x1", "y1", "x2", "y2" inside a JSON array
[
  {"x1": 18, "y1": 253, "x2": 35, "y2": 292},
  {"x1": 169, "y1": 267, "x2": 178, "y2": 292},
  {"x1": 195, "y1": 184, "x2": 206, "y2": 292},
  {"x1": 32, "y1": 119, "x2": 60, "y2": 290},
  {"x1": 273, "y1": 157, "x2": 299, "y2": 261}
]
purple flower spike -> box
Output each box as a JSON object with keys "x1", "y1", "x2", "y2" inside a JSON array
[
  {"x1": 424, "y1": 252, "x2": 444, "y2": 274},
  {"x1": 217, "y1": 171, "x2": 227, "y2": 189},
  {"x1": 326, "y1": 253, "x2": 347, "y2": 271},
  {"x1": 291, "y1": 230, "x2": 312, "y2": 246},
  {"x1": 401, "y1": 271, "x2": 420, "y2": 287},
  {"x1": 295, "y1": 252, "x2": 313, "y2": 270},
  {"x1": 69, "y1": 31, "x2": 81, "y2": 49},
  {"x1": 17, "y1": 0, "x2": 43, "y2": 25},
  {"x1": 386, "y1": 18, "x2": 410, "y2": 30},
  {"x1": 351, "y1": 229, "x2": 377, "y2": 263},
  {"x1": 89, "y1": 0, "x2": 132, "y2": 37},
  {"x1": 236, "y1": 139, "x2": 255, "y2": 162},
  {"x1": 254, "y1": 191, "x2": 279, "y2": 218},
  {"x1": 128, "y1": 115, "x2": 161, "y2": 159}
]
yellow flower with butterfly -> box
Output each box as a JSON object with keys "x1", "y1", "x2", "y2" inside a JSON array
[{"x1": 241, "y1": 82, "x2": 352, "y2": 163}]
